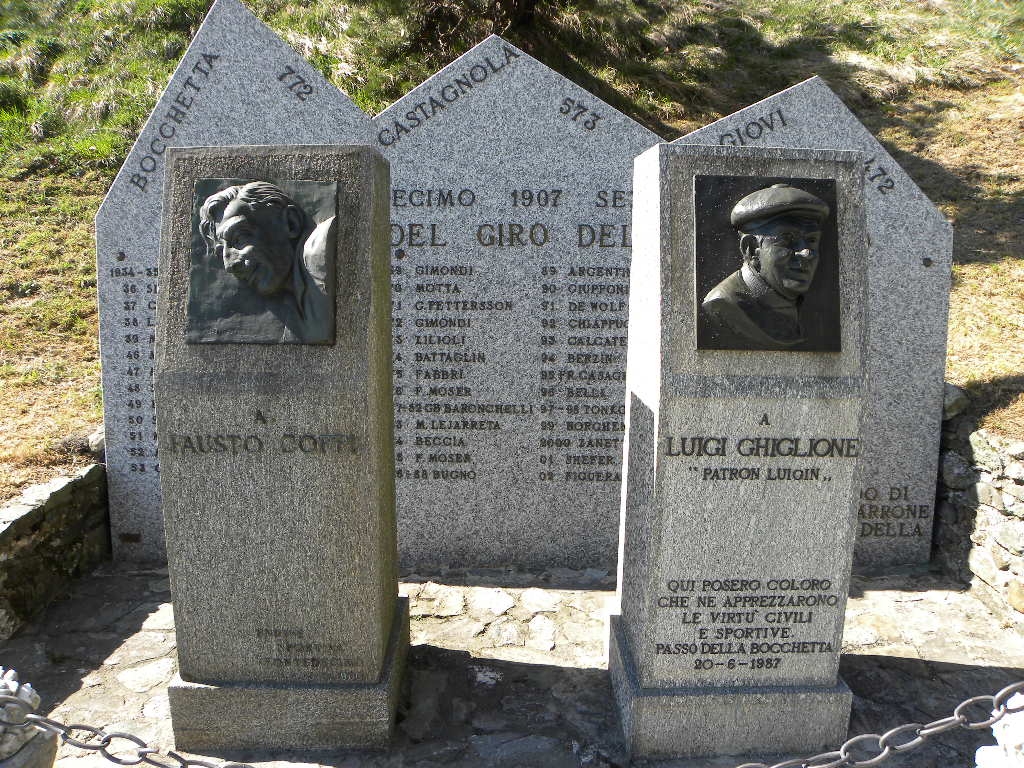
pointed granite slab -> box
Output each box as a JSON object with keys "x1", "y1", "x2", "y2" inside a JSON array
[
  {"x1": 96, "y1": 0, "x2": 371, "y2": 561},
  {"x1": 674, "y1": 76, "x2": 952, "y2": 566},
  {"x1": 373, "y1": 35, "x2": 661, "y2": 574}
]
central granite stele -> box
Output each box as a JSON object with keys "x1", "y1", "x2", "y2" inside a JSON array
[{"x1": 374, "y1": 35, "x2": 660, "y2": 574}]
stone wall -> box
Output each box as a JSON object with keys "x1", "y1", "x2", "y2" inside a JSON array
[
  {"x1": 936, "y1": 388, "x2": 1024, "y2": 623},
  {"x1": 0, "y1": 464, "x2": 110, "y2": 640}
]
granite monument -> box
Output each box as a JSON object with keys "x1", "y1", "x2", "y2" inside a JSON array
[
  {"x1": 373, "y1": 35, "x2": 661, "y2": 573},
  {"x1": 156, "y1": 145, "x2": 406, "y2": 750},
  {"x1": 610, "y1": 144, "x2": 868, "y2": 759}
]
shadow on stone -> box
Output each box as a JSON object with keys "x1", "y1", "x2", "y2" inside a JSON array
[
  {"x1": 841, "y1": 654, "x2": 1024, "y2": 768},
  {"x1": 2, "y1": 565, "x2": 1022, "y2": 768},
  {"x1": 0, "y1": 563, "x2": 170, "y2": 715},
  {"x1": 846, "y1": 562, "x2": 972, "y2": 595},
  {"x1": 934, "y1": 375, "x2": 1024, "y2": 620},
  {"x1": 207, "y1": 644, "x2": 624, "y2": 768},
  {"x1": 191, "y1": 650, "x2": 1024, "y2": 768}
]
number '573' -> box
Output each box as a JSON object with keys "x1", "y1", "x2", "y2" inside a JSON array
[{"x1": 559, "y1": 97, "x2": 601, "y2": 130}]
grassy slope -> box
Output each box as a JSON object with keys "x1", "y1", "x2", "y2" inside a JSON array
[{"x1": 0, "y1": 0, "x2": 1022, "y2": 499}]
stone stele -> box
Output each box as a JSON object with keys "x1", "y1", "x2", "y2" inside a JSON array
[
  {"x1": 674, "y1": 76, "x2": 952, "y2": 567},
  {"x1": 96, "y1": 0, "x2": 371, "y2": 563},
  {"x1": 156, "y1": 145, "x2": 406, "y2": 750},
  {"x1": 610, "y1": 144, "x2": 868, "y2": 760},
  {"x1": 373, "y1": 34, "x2": 661, "y2": 574}
]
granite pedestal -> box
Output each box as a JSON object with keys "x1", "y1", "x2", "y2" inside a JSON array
[
  {"x1": 167, "y1": 600, "x2": 408, "y2": 750},
  {"x1": 609, "y1": 616, "x2": 850, "y2": 757},
  {"x1": 610, "y1": 144, "x2": 868, "y2": 760},
  {"x1": 156, "y1": 145, "x2": 404, "y2": 751},
  {"x1": 373, "y1": 35, "x2": 661, "y2": 573}
]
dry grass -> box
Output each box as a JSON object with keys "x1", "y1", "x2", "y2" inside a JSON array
[
  {"x1": 0, "y1": 173, "x2": 105, "y2": 501},
  {"x1": 890, "y1": 77, "x2": 1024, "y2": 435},
  {"x1": 948, "y1": 258, "x2": 1024, "y2": 436}
]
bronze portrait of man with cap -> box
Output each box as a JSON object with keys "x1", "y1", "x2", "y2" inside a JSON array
[{"x1": 698, "y1": 181, "x2": 836, "y2": 351}]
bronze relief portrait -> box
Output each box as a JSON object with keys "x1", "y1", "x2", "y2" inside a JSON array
[
  {"x1": 695, "y1": 176, "x2": 841, "y2": 352},
  {"x1": 186, "y1": 178, "x2": 338, "y2": 344}
]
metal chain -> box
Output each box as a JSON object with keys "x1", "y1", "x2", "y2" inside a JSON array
[
  {"x1": 735, "y1": 679, "x2": 1024, "y2": 768},
  {"x1": 2, "y1": 679, "x2": 1022, "y2": 767},
  {"x1": 0, "y1": 695, "x2": 253, "y2": 768}
]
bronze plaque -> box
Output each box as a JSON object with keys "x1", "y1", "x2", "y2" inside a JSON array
[
  {"x1": 695, "y1": 175, "x2": 840, "y2": 352},
  {"x1": 186, "y1": 178, "x2": 338, "y2": 344}
]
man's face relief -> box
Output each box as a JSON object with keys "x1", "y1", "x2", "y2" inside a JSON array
[
  {"x1": 214, "y1": 199, "x2": 300, "y2": 297},
  {"x1": 742, "y1": 216, "x2": 821, "y2": 300}
]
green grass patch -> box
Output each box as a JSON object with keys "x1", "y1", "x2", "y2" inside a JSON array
[{"x1": 2, "y1": 0, "x2": 1013, "y2": 173}]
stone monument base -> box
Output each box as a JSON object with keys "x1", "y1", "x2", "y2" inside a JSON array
[
  {"x1": 609, "y1": 616, "x2": 851, "y2": 759},
  {"x1": 168, "y1": 599, "x2": 408, "y2": 752},
  {"x1": 4, "y1": 732, "x2": 58, "y2": 768}
]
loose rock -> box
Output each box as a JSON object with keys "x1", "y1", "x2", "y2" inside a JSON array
[
  {"x1": 996, "y1": 523, "x2": 1024, "y2": 556},
  {"x1": 87, "y1": 426, "x2": 105, "y2": 461},
  {"x1": 943, "y1": 382, "x2": 969, "y2": 420},
  {"x1": 467, "y1": 588, "x2": 515, "y2": 619},
  {"x1": 411, "y1": 583, "x2": 466, "y2": 618},
  {"x1": 486, "y1": 617, "x2": 524, "y2": 647},
  {"x1": 971, "y1": 430, "x2": 1005, "y2": 473},
  {"x1": 518, "y1": 588, "x2": 561, "y2": 615},
  {"x1": 526, "y1": 614, "x2": 557, "y2": 651},
  {"x1": 970, "y1": 548, "x2": 1009, "y2": 590},
  {"x1": 0, "y1": 668, "x2": 40, "y2": 759},
  {"x1": 942, "y1": 451, "x2": 978, "y2": 489},
  {"x1": 115, "y1": 658, "x2": 174, "y2": 694},
  {"x1": 1008, "y1": 580, "x2": 1024, "y2": 614}
]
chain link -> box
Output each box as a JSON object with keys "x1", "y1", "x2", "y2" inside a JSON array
[
  {"x1": 877, "y1": 722, "x2": 924, "y2": 753},
  {"x1": 0, "y1": 696, "x2": 252, "y2": 768},
  {"x1": 735, "y1": 680, "x2": 1024, "y2": 768}
]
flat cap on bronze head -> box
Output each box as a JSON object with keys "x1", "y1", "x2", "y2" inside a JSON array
[{"x1": 730, "y1": 183, "x2": 830, "y2": 231}]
